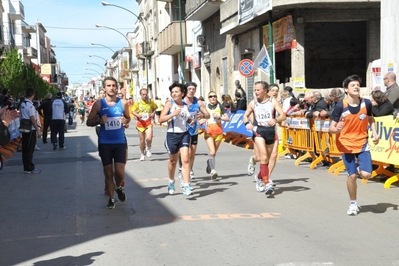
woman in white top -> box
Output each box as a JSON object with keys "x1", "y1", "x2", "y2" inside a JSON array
[
  {"x1": 159, "y1": 82, "x2": 194, "y2": 197},
  {"x1": 243, "y1": 81, "x2": 286, "y2": 196}
]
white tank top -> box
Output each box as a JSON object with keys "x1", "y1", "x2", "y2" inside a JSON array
[
  {"x1": 253, "y1": 98, "x2": 275, "y2": 127},
  {"x1": 167, "y1": 100, "x2": 191, "y2": 133}
]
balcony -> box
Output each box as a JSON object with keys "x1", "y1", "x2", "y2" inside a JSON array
[
  {"x1": 158, "y1": 21, "x2": 187, "y2": 55},
  {"x1": 9, "y1": 1, "x2": 25, "y2": 20},
  {"x1": 136, "y1": 41, "x2": 153, "y2": 59},
  {"x1": 131, "y1": 60, "x2": 139, "y2": 73},
  {"x1": 26, "y1": 47, "x2": 37, "y2": 58},
  {"x1": 186, "y1": 0, "x2": 223, "y2": 21}
]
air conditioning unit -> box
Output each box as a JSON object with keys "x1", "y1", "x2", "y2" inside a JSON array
[{"x1": 197, "y1": 35, "x2": 206, "y2": 47}]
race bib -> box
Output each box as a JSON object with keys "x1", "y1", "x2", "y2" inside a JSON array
[
  {"x1": 105, "y1": 117, "x2": 122, "y2": 130},
  {"x1": 141, "y1": 113, "x2": 149, "y2": 120}
]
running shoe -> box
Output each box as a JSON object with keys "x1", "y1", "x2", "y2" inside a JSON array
[
  {"x1": 254, "y1": 174, "x2": 275, "y2": 187},
  {"x1": 256, "y1": 178, "x2": 265, "y2": 192},
  {"x1": 24, "y1": 168, "x2": 41, "y2": 174},
  {"x1": 247, "y1": 156, "x2": 255, "y2": 176},
  {"x1": 59, "y1": 146, "x2": 66, "y2": 150},
  {"x1": 183, "y1": 185, "x2": 193, "y2": 196},
  {"x1": 53, "y1": 144, "x2": 57, "y2": 150},
  {"x1": 265, "y1": 183, "x2": 275, "y2": 196},
  {"x1": 210, "y1": 169, "x2": 218, "y2": 179},
  {"x1": 190, "y1": 170, "x2": 195, "y2": 180},
  {"x1": 107, "y1": 197, "x2": 116, "y2": 209},
  {"x1": 177, "y1": 169, "x2": 184, "y2": 188},
  {"x1": 168, "y1": 180, "x2": 175, "y2": 195},
  {"x1": 145, "y1": 147, "x2": 152, "y2": 158},
  {"x1": 140, "y1": 154, "x2": 145, "y2": 161},
  {"x1": 35, "y1": 145, "x2": 41, "y2": 150},
  {"x1": 347, "y1": 203, "x2": 360, "y2": 216},
  {"x1": 206, "y1": 159, "x2": 211, "y2": 174},
  {"x1": 115, "y1": 187, "x2": 126, "y2": 202}
]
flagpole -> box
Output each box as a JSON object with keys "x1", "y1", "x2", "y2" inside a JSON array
[{"x1": 268, "y1": 11, "x2": 274, "y2": 84}]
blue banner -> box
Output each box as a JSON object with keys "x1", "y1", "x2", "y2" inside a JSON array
[{"x1": 223, "y1": 110, "x2": 253, "y2": 137}]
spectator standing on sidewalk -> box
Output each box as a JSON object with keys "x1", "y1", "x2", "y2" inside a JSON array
[
  {"x1": 329, "y1": 75, "x2": 379, "y2": 216},
  {"x1": 37, "y1": 93, "x2": 53, "y2": 144},
  {"x1": 0, "y1": 106, "x2": 18, "y2": 146},
  {"x1": 86, "y1": 77, "x2": 131, "y2": 209},
  {"x1": 20, "y1": 88, "x2": 42, "y2": 174},
  {"x1": 51, "y1": 92, "x2": 68, "y2": 150},
  {"x1": 33, "y1": 101, "x2": 42, "y2": 151},
  {"x1": 383, "y1": 72, "x2": 399, "y2": 109}
]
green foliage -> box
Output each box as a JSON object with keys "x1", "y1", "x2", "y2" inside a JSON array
[{"x1": 0, "y1": 48, "x2": 55, "y2": 100}]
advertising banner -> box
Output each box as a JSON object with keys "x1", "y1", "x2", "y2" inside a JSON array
[
  {"x1": 369, "y1": 116, "x2": 399, "y2": 165},
  {"x1": 263, "y1": 15, "x2": 296, "y2": 52},
  {"x1": 238, "y1": 0, "x2": 272, "y2": 26}
]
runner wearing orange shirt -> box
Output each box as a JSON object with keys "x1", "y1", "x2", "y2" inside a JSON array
[{"x1": 329, "y1": 75, "x2": 379, "y2": 216}]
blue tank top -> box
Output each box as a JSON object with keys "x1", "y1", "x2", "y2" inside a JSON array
[
  {"x1": 98, "y1": 98, "x2": 126, "y2": 144},
  {"x1": 184, "y1": 97, "x2": 200, "y2": 136}
]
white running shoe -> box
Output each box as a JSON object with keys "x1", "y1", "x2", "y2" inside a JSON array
[
  {"x1": 210, "y1": 169, "x2": 218, "y2": 179},
  {"x1": 177, "y1": 168, "x2": 184, "y2": 188},
  {"x1": 140, "y1": 154, "x2": 145, "y2": 161},
  {"x1": 183, "y1": 185, "x2": 193, "y2": 196},
  {"x1": 269, "y1": 179, "x2": 276, "y2": 187},
  {"x1": 168, "y1": 181, "x2": 175, "y2": 195},
  {"x1": 247, "y1": 156, "x2": 255, "y2": 176},
  {"x1": 145, "y1": 147, "x2": 152, "y2": 158},
  {"x1": 264, "y1": 183, "x2": 275, "y2": 196},
  {"x1": 347, "y1": 203, "x2": 360, "y2": 216},
  {"x1": 256, "y1": 178, "x2": 265, "y2": 192},
  {"x1": 190, "y1": 170, "x2": 195, "y2": 180},
  {"x1": 35, "y1": 145, "x2": 41, "y2": 150}
]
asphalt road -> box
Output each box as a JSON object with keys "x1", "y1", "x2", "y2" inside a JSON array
[{"x1": 1, "y1": 122, "x2": 399, "y2": 266}]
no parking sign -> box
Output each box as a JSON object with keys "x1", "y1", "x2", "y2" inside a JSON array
[{"x1": 238, "y1": 59, "x2": 255, "y2": 77}]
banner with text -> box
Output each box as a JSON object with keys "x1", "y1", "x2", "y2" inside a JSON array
[
  {"x1": 238, "y1": 0, "x2": 272, "y2": 26},
  {"x1": 263, "y1": 15, "x2": 296, "y2": 52},
  {"x1": 369, "y1": 115, "x2": 399, "y2": 165}
]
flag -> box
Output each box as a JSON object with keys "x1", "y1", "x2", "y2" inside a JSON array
[{"x1": 254, "y1": 44, "x2": 273, "y2": 75}]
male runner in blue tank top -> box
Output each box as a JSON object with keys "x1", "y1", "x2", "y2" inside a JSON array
[{"x1": 87, "y1": 77, "x2": 131, "y2": 209}]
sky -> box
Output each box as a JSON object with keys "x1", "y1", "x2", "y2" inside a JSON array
[{"x1": 22, "y1": 0, "x2": 139, "y2": 84}]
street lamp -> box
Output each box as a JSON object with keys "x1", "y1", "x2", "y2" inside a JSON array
[
  {"x1": 85, "y1": 72, "x2": 99, "y2": 76},
  {"x1": 95, "y1": 24, "x2": 134, "y2": 93},
  {"x1": 101, "y1": 1, "x2": 149, "y2": 89},
  {"x1": 95, "y1": 24, "x2": 132, "y2": 47},
  {"x1": 91, "y1": 42, "x2": 115, "y2": 53},
  {"x1": 89, "y1": 54, "x2": 107, "y2": 61},
  {"x1": 87, "y1": 61, "x2": 106, "y2": 72},
  {"x1": 85, "y1": 68, "x2": 102, "y2": 75}
]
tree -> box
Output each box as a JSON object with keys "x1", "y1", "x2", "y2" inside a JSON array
[{"x1": 0, "y1": 48, "x2": 56, "y2": 100}]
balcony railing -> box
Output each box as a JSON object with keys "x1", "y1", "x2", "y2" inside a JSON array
[
  {"x1": 9, "y1": 1, "x2": 25, "y2": 20},
  {"x1": 158, "y1": 21, "x2": 187, "y2": 55}
]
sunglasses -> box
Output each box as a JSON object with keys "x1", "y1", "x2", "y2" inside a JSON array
[{"x1": 208, "y1": 95, "x2": 217, "y2": 98}]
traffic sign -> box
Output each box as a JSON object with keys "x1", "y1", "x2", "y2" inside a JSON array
[{"x1": 238, "y1": 59, "x2": 255, "y2": 77}]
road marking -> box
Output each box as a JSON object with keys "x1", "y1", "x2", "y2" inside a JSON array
[
  {"x1": 275, "y1": 263, "x2": 334, "y2": 266},
  {"x1": 180, "y1": 212, "x2": 280, "y2": 221},
  {"x1": 2, "y1": 233, "x2": 84, "y2": 243}
]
